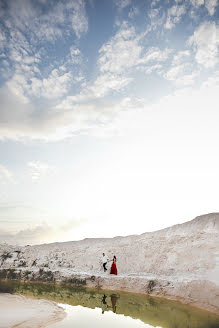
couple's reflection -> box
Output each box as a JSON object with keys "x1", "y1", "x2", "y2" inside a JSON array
[{"x1": 101, "y1": 294, "x2": 119, "y2": 314}]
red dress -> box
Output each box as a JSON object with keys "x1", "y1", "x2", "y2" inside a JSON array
[{"x1": 110, "y1": 259, "x2": 117, "y2": 275}]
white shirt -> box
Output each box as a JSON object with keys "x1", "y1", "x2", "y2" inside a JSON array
[{"x1": 102, "y1": 255, "x2": 108, "y2": 264}]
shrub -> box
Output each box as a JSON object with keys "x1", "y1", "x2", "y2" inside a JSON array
[
  {"x1": 1, "y1": 253, "x2": 12, "y2": 261},
  {"x1": 147, "y1": 280, "x2": 156, "y2": 293},
  {"x1": 66, "y1": 277, "x2": 86, "y2": 286},
  {"x1": 32, "y1": 260, "x2": 37, "y2": 266}
]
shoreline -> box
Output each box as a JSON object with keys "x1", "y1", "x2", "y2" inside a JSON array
[
  {"x1": 1, "y1": 275, "x2": 219, "y2": 316},
  {"x1": 0, "y1": 293, "x2": 66, "y2": 328}
]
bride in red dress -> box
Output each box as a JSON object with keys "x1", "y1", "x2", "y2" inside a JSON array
[{"x1": 110, "y1": 256, "x2": 117, "y2": 275}]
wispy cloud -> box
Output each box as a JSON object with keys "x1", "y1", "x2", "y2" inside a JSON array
[
  {"x1": 189, "y1": 21, "x2": 219, "y2": 68},
  {"x1": 0, "y1": 0, "x2": 218, "y2": 144},
  {"x1": 0, "y1": 219, "x2": 87, "y2": 245},
  {"x1": 165, "y1": 4, "x2": 186, "y2": 30},
  {"x1": 205, "y1": 0, "x2": 218, "y2": 16},
  {"x1": 0, "y1": 19, "x2": 171, "y2": 142},
  {"x1": 190, "y1": 0, "x2": 218, "y2": 15},
  {"x1": 0, "y1": 164, "x2": 15, "y2": 184},
  {"x1": 114, "y1": 0, "x2": 131, "y2": 11},
  {"x1": 148, "y1": 7, "x2": 165, "y2": 29},
  {"x1": 163, "y1": 49, "x2": 199, "y2": 86},
  {"x1": 140, "y1": 47, "x2": 172, "y2": 64},
  {"x1": 1, "y1": 0, "x2": 88, "y2": 43},
  {"x1": 27, "y1": 161, "x2": 56, "y2": 181},
  {"x1": 128, "y1": 6, "x2": 140, "y2": 19},
  {"x1": 98, "y1": 23, "x2": 142, "y2": 74}
]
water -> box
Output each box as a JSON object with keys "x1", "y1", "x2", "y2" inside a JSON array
[{"x1": 0, "y1": 280, "x2": 219, "y2": 328}]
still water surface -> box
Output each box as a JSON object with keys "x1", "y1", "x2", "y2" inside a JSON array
[{"x1": 0, "y1": 280, "x2": 218, "y2": 328}]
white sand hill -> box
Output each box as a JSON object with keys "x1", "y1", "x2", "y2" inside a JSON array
[{"x1": 0, "y1": 213, "x2": 219, "y2": 313}]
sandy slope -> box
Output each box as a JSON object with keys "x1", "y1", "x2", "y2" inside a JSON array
[
  {"x1": 0, "y1": 213, "x2": 219, "y2": 313},
  {"x1": 0, "y1": 294, "x2": 66, "y2": 328}
]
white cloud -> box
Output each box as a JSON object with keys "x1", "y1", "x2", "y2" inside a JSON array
[
  {"x1": 29, "y1": 69, "x2": 72, "y2": 99},
  {"x1": 190, "y1": 0, "x2": 218, "y2": 15},
  {"x1": 148, "y1": 7, "x2": 160, "y2": 20},
  {"x1": 141, "y1": 64, "x2": 163, "y2": 74},
  {"x1": 2, "y1": 0, "x2": 88, "y2": 42},
  {"x1": 151, "y1": 0, "x2": 160, "y2": 7},
  {"x1": 189, "y1": 21, "x2": 219, "y2": 68},
  {"x1": 165, "y1": 66, "x2": 198, "y2": 86},
  {"x1": 98, "y1": 23, "x2": 171, "y2": 76},
  {"x1": 172, "y1": 50, "x2": 191, "y2": 65},
  {"x1": 70, "y1": 46, "x2": 81, "y2": 64},
  {"x1": 205, "y1": 0, "x2": 218, "y2": 15},
  {"x1": 0, "y1": 20, "x2": 172, "y2": 142},
  {"x1": 89, "y1": 73, "x2": 133, "y2": 98},
  {"x1": 0, "y1": 1, "x2": 87, "y2": 109},
  {"x1": 6, "y1": 74, "x2": 30, "y2": 103},
  {"x1": 0, "y1": 30, "x2": 6, "y2": 49},
  {"x1": 174, "y1": 72, "x2": 199, "y2": 86},
  {"x1": 0, "y1": 164, "x2": 15, "y2": 184},
  {"x1": 114, "y1": 0, "x2": 131, "y2": 10},
  {"x1": 0, "y1": 81, "x2": 145, "y2": 141},
  {"x1": 163, "y1": 49, "x2": 198, "y2": 86},
  {"x1": 190, "y1": 0, "x2": 204, "y2": 7},
  {"x1": 98, "y1": 23, "x2": 142, "y2": 74},
  {"x1": 0, "y1": 225, "x2": 52, "y2": 245},
  {"x1": 113, "y1": 72, "x2": 219, "y2": 139},
  {"x1": 27, "y1": 161, "x2": 55, "y2": 181},
  {"x1": 128, "y1": 7, "x2": 140, "y2": 18},
  {"x1": 69, "y1": 0, "x2": 88, "y2": 38},
  {"x1": 0, "y1": 1, "x2": 87, "y2": 97},
  {"x1": 201, "y1": 70, "x2": 219, "y2": 87},
  {"x1": 148, "y1": 7, "x2": 165, "y2": 29},
  {"x1": 140, "y1": 47, "x2": 172, "y2": 64},
  {"x1": 6, "y1": 45, "x2": 81, "y2": 101},
  {"x1": 165, "y1": 65, "x2": 186, "y2": 80},
  {"x1": 0, "y1": 217, "x2": 87, "y2": 245},
  {"x1": 58, "y1": 25, "x2": 171, "y2": 104},
  {"x1": 165, "y1": 4, "x2": 186, "y2": 29}
]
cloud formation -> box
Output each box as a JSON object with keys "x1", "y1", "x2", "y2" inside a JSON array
[
  {"x1": 0, "y1": 164, "x2": 15, "y2": 184},
  {"x1": 0, "y1": 219, "x2": 87, "y2": 245},
  {"x1": 165, "y1": 4, "x2": 186, "y2": 30},
  {"x1": 0, "y1": 0, "x2": 218, "y2": 143},
  {"x1": 27, "y1": 161, "x2": 56, "y2": 181},
  {"x1": 190, "y1": 0, "x2": 218, "y2": 15},
  {"x1": 189, "y1": 21, "x2": 219, "y2": 68}
]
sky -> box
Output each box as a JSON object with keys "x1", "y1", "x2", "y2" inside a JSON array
[{"x1": 0, "y1": 0, "x2": 219, "y2": 245}]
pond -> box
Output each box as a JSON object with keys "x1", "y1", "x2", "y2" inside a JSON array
[{"x1": 0, "y1": 280, "x2": 218, "y2": 328}]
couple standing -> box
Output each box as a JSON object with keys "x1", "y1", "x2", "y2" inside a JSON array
[{"x1": 102, "y1": 253, "x2": 117, "y2": 275}]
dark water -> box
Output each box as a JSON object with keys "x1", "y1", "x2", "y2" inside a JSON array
[{"x1": 0, "y1": 280, "x2": 219, "y2": 328}]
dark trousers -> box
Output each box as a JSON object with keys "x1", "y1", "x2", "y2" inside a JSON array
[{"x1": 103, "y1": 262, "x2": 107, "y2": 271}]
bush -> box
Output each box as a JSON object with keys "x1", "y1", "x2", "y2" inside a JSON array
[
  {"x1": 32, "y1": 260, "x2": 37, "y2": 266},
  {"x1": 66, "y1": 277, "x2": 86, "y2": 286},
  {"x1": 1, "y1": 253, "x2": 12, "y2": 261},
  {"x1": 147, "y1": 280, "x2": 156, "y2": 293}
]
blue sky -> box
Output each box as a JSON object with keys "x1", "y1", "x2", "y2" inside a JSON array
[{"x1": 0, "y1": 0, "x2": 219, "y2": 245}]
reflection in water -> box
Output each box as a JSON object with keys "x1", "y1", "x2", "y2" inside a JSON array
[
  {"x1": 0, "y1": 280, "x2": 219, "y2": 328},
  {"x1": 48, "y1": 304, "x2": 151, "y2": 328},
  {"x1": 102, "y1": 294, "x2": 108, "y2": 314},
  {"x1": 110, "y1": 294, "x2": 119, "y2": 313}
]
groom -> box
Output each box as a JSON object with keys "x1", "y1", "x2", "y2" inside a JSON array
[{"x1": 102, "y1": 253, "x2": 108, "y2": 272}]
